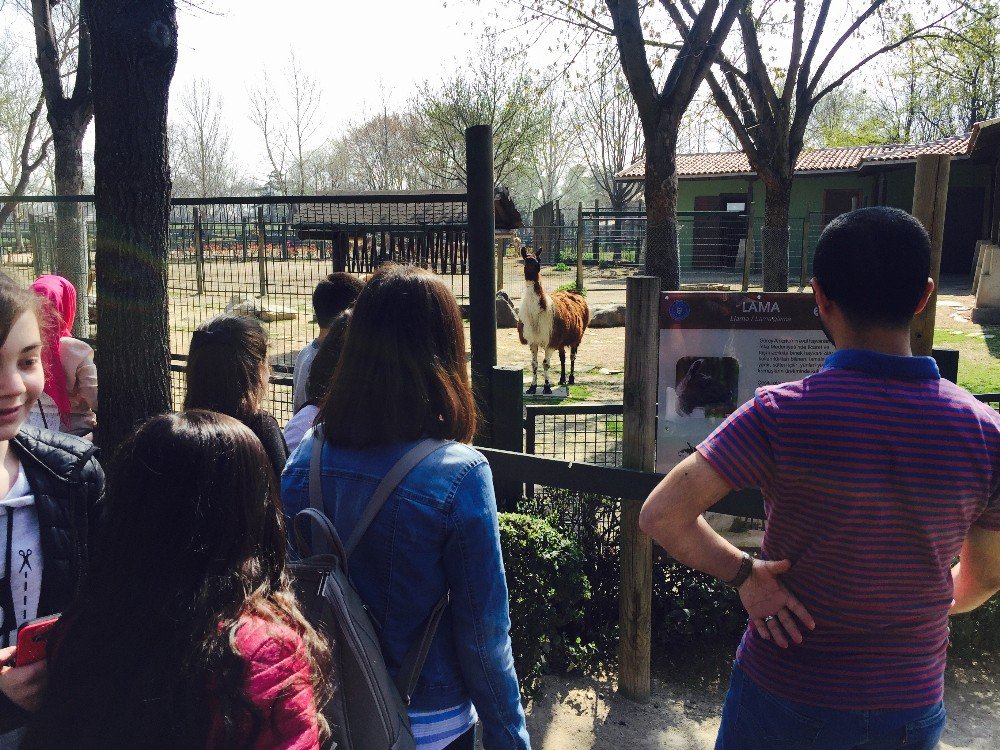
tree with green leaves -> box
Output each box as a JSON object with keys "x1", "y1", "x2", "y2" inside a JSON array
[
  {"x1": 507, "y1": 0, "x2": 743, "y2": 288},
  {"x1": 666, "y1": 0, "x2": 957, "y2": 290},
  {"x1": 411, "y1": 43, "x2": 545, "y2": 190}
]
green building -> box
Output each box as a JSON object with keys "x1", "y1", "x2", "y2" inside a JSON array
[{"x1": 616, "y1": 119, "x2": 1000, "y2": 277}]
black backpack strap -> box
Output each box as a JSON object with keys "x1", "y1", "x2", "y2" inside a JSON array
[
  {"x1": 396, "y1": 590, "x2": 450, "y2": 705},
  {"x1": 342, "y1": 438, "x2": 446, "y2": 557},
  {"x1": 293, "y1": 507, "x2": 348, "y2": 563}
]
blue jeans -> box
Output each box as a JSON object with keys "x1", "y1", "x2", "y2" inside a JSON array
[{"x1": 715, "y1": 664, "x2": 946, "y2": 750}]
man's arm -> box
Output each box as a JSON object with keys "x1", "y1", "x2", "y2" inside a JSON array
[
  {"x1": 950, "y1": 525, "x2": 1000, "y2": 614},
  {"x1": 639, "y1": 452, "x2": 815, "y2": 647}
]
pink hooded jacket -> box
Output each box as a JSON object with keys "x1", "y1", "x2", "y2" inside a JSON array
[{"x1": 206, "y1": 617, "x2": 320, "y2": 750}]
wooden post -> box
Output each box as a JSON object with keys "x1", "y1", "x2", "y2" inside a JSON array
[
  {"x1": 466, "y1": 125, "x2": 497, "y2": 445},
  {"x1": 910, "y1": 154, "x2": 951, "y2": 356},
  {"x1": 496, "y1": 237, "x2": 506, "y2": 292},
  {"x1": 576, "y1": 202, "x2": 585, "y2": 291},
  {"x1": 492, "y1": 365, "x2": 524, "y2": 511},
  {"x1": 799, "y1": 212, "x2": 812, "y2": 290},
  {"x1": 193, "y1": 207, "x2": 205, "y2": 295},
  {"x1": 256, "y1": 206, "x2": 268, "y2": 297},
  {"x1": 618, "y1": 275, "x2": 659, "y2": 703}
]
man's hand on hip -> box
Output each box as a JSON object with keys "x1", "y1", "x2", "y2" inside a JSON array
[{"x1": 739, "y1": 559, "x2": 815, "y2": 648}]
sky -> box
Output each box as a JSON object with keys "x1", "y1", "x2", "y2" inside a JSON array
[{"x1": 1, "y1": 0, "x2": 539, "y2": 181}]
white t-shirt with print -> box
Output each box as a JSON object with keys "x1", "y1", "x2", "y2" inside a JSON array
[{"x1": 0, "y1": 468, "x2": 43, "y2": 647}]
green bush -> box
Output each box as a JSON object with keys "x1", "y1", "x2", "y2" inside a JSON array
[
  {"x1": 652, "y1": 555, "x2": 746, "y2": 647},
  {"x1": 553, "y1": 262, "x2": 570, "y2": 272},
  {"x1": 499, "y1": 513, "x2": 591, "y2": 695},
  {"x1": 554, "y1": 281, "x2": 586, "y2": 295}
]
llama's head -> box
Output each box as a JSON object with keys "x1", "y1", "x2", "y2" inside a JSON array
[{"x1": 521, "y1": 247, "x2": 543, "y2": 282}]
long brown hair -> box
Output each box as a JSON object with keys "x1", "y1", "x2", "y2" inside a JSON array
[
  {"x1": 320, "y1": 264, "x2": 475, "y2": 447},
  {"x1": 23, "y1": 411, "x2": 332, "y2": 749},
  {"x1": 184, "y1": 315, "x2": 269, "y2": 420}
]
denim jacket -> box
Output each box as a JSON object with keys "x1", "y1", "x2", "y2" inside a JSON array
[{"x1": 281, "y1": 430, "x2": 531, "y2": 750}]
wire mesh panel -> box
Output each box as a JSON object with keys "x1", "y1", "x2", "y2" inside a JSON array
[{"x1": 524, "y1": 404, "x2": 624, "y2": 467}]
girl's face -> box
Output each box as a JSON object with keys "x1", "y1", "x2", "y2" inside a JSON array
[{"x1": 0, "y1": 312, "x2": 44, "y2": 442}]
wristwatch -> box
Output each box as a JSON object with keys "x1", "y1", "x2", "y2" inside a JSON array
[{"x1": 726, "y1": 551, "x2": 754, "y2": 588}]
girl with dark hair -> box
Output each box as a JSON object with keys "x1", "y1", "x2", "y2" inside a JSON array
[
  {"x1": 24, "y1": 410, "x2": 331, "y2": 750},
  {"x1": 283, "y1": 309, "x2": 351, "y2": 454},
  {"x1": 282, "y1": 265, "x2": 530, "y2": 750},
  {"x1": 0, "y1": 280, "x2": 103, "y2": 744},
  {"x1": 184, "y1": 314, "x2": 289, "y2": 476}
]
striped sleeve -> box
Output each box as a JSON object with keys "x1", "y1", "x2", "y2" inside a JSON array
[
  {"x1": 973, "y1": 482, "x2": 1000, "y2": 530},
  {"x1": 696, "y1": 390, "x2": 776, "y2": 490}
]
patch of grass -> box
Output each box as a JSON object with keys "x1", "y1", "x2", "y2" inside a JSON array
[
  {"x1": 933, "y1": 328, "x2": 1000, "y2": 394},
  {"x1": 524, "y1": 383, "x2": 593, "y2": 404},
  {"x1": 555, "y1": 281, "x2": 586, "y2": 295}
]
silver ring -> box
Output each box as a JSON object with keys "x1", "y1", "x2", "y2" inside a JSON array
[{"x1": 763, "y1": 615, "x2": 776, "y2": 623}]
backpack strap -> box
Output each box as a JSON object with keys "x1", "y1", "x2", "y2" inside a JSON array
[
  {"x1": 292, "y1": 507, "x2": 349, "y2": 563},
  {"x1": 342, "y1": 438, "x2": 446, "y2": 557},
  {"x1": 396, "y1": 590, "x2": 450, "y2": 705}
]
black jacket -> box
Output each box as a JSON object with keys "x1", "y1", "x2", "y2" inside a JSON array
[{"x1": 0, "y1": 426, "x2": 104, "y2": 732}]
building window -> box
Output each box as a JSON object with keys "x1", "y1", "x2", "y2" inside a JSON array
[{"x1": 823, "y1": 189, "x2": 861, "y2": 225}]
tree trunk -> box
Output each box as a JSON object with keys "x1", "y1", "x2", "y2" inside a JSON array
[
  {"x1": 643, "y1": 119, "x2": 681, "y2": 290},
  {"x1": 51, "y1": 120, "x2": 90, "y2": 336},
  {"x1": 86, "y1": 0, "x2": 177, "y2": 455},
  {"x1": 761, "y1": 179, "x2": 792, "y2": 291}
]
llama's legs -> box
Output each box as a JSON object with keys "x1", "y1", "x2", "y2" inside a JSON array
[
  {"x1": 526, "y1": 344, "x2": 539, "y2": 394},
  {"x1": 568, "y1": 344, "x2": 578, "y2": 385},
  {"x1": 542, "y1": 349, "x2": 553, "y2": 394},
  {"x1": 558, "y1": 349, "x2": 567, "y2": 385}
]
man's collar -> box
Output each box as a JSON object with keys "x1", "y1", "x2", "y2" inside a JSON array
[{"x1": 821, "y1": 349, "x2": 940, "y2": 379}]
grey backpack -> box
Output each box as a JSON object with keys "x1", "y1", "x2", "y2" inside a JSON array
[{"x1": 291, "y1": 433, "x2": 450, "y2": 750}]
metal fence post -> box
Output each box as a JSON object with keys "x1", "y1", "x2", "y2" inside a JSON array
[
  {"x1": 492, "y1": 365, "x2": 524, "y2": 511},
  {"x1": 496, "y1": 237, "x2": 506, "y2": 292},
  {"x1": 742, "y1": 215, "x2": 754, "y2": 291},
  {"x1": 256, "y1": 206, "x2": 268, "y2": 297},
  {"x1": 618, "y1": 275, "x2": 659, "y2": 703},
  {"x1": 576, "y1": 202, "x2": 584, "y2": 291},
  {"x1": 193, "y1": 207, "x2": 205, "y2": 295},
  {"x1": 592, "y1": 198, "x2": 600, "y2": 261},
  {"x1": 799, "y1": 213, "x2": 812, "y2": 290},
  {"x1": 466, "y1": 125, "x2": 497, "y2": 446}
]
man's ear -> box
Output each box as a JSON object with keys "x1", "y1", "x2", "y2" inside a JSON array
[
  {"x1": 811, "y1": 278, "x2": 832, "y2": 312},
  {"x1": 912, "y1": 277, "x2": 935, "y2": 316}
]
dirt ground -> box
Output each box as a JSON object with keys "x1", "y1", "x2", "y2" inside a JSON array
[{"x1": 524, "y1": 654, "x2": 1000, "y2": 749}]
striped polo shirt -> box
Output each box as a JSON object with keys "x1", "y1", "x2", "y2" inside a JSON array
[{"x1": 698, "y1": 349, "x2": 1000, "y2": 710}]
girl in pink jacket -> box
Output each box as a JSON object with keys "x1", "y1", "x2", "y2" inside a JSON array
[{"x1": 28, "y1": 276, "x2": 97, "y2": 437}]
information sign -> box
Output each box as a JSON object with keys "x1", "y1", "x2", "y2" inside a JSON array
[{"x1": 656, "y1": 292, "x2": 834, "y2": 474}]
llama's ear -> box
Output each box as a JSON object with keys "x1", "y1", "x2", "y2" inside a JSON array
[
  {"x1": 537, "y1": 247, "x2": 544, "y2": 260},
  {"x1": 520, "y1": 248, "x2": 528, "y2": 260},
  {"x1": 689, "y1": 359, "x2": 704, "y2": 375}
]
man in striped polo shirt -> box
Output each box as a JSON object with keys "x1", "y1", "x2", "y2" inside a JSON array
[{"x1": 640, "y1": 207, "x2": 1000, "y2": 749}]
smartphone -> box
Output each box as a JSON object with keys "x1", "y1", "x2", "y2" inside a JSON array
[{"x1": 15, "y1": 614, "x2": 60, "y2": 667}]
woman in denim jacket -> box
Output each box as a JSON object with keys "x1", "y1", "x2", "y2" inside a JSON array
[{"x1": 281, "y1": 264, "x2": 530, "y2": 750}]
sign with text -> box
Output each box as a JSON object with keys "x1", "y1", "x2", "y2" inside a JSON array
[{"x1": 656, "y1": 292, "x2": 833, "y2": 474}]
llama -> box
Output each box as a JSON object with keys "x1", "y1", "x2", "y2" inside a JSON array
[{"x1": 517, "y1": 247, "x2": 590, "y2": 394}]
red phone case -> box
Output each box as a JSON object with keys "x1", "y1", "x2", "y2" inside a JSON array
[{"x1": 15, "y1": 614, "x2": 60, "y2": 666}]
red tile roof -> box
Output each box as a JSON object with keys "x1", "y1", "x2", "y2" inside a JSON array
[{"x1": 616, "y1": 134, "x2": 976, "y2": 181}]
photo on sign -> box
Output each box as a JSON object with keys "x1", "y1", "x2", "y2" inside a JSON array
[{"x1": 675, "y1": 357, "x2": 739, "y2": 418}]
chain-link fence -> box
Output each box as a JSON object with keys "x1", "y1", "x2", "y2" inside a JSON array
[
  {"x1": 499, "y1": 210, "x2": 828, "y2": 299},
  {"x1": 2, "y1": 193, "x2": 472, "y2": 372}
]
